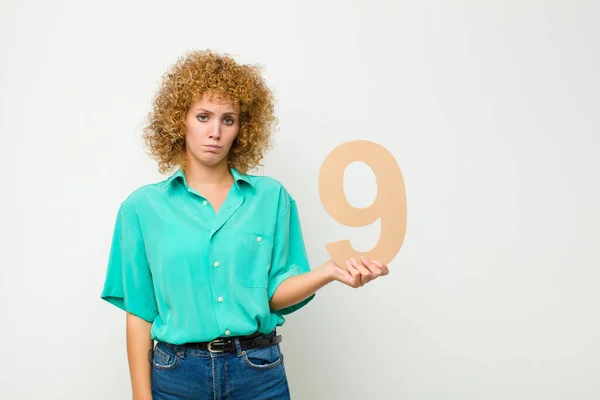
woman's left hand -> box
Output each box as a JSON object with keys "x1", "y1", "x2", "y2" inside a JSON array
[{"x1": 326, "y1": 256, "x2": 389, "y2": 288}]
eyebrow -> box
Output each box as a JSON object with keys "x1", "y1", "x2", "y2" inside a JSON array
[{"x1": 195, "y1": 108, "x2": 238, "y2": 116}]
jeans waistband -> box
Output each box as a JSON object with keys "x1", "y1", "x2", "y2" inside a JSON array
[{"x1": 158, "y1": 329, "x2": 278, "y2": 358}]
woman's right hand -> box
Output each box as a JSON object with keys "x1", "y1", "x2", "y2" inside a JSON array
[{"x1": 126, "y1": 312, "x2": 154, "y2": 400}]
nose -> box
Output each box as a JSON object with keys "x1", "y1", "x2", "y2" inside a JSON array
[{"x1": 208, "y1": 120, "x2": 221, "y2": 140}]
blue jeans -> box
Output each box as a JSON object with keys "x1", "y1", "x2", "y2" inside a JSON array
[{"x1": 151, "y1": 331, "x2": 291, "y2": 399}]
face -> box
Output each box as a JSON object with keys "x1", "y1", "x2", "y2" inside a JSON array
[{"x1": 184, "y1": 94, "x2": 240, "y2": 169}]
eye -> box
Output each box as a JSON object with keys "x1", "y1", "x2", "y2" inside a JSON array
[
  {"x1": 223, "y1": 117, "x2": 235, "y2": 125},
  {"x1": 197, "y1": 114, "x2": 208, "y2": 122}
]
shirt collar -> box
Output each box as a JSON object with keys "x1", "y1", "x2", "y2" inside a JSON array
[
  {"x1": 230, "y1": 168, "x2": 253, "y2": 187},
  {"x1": 167, "y1": 167, "x2": 253, "y2": 188},
  {"x1": 166, "y1": 168, "x2": 185, "y2": 185}
]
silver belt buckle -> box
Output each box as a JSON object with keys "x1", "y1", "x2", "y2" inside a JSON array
[{"x1": 207, "y1": 339, "x2": 226, "y2": 353}]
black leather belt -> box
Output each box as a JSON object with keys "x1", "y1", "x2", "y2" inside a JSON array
[{"x1": 181, "y1": 332, "x2": 282, "y2": 353}]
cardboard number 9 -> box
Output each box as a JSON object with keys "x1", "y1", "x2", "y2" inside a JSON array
[{"x1": 318, "y1": 140, "x2": 407, "y2": 269}]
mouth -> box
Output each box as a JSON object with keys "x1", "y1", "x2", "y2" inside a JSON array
[{"x1": 204, "y1": 144, "x2": 222, "y2": 150}]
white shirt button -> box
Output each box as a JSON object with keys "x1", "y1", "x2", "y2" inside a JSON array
[
  {"x1": 256, "y1": 236, "x2": 262, "y2": 242},
  {"x1": 202, "y1": 200, "x2": 208, "y2": 206},
  {"x1": 225, "y1": 330, "x2": 231, "y2": 336},
  {"x1": 213, "y1": 261, "x2": 220, "y2": 267},
  {"x1": 218, "y1": 296, "x2": 223, "y2": 302}
]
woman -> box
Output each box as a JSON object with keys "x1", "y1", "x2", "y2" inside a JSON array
[{"x1": 100, "y1": 50, "x2": 389, "y2": 400}]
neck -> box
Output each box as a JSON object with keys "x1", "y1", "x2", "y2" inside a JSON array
[{"x1": 184, "y1": 158, "x2": 233, "y2": 188}]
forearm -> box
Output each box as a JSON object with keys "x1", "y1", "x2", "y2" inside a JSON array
[
  {"x1": 126, "y1": 312, "x2": 154, "y2": 400},
  {"x1": 269, "y1": 263, "x2": 334, "y2": 312}
]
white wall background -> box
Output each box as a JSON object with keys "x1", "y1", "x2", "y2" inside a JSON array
[{"x1": 1, "y1": 1, "x2": 599, "y2": 399}]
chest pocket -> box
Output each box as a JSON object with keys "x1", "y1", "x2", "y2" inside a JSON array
[{"x1": 234, "y1": 232, "x2": 273, "y2": 289}]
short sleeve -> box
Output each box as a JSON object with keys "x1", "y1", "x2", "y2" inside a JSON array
[
  {"x1": 268, "y1": 198, "x2": 315, "y2": 316},
  {"x1": 100, "y1": 202, "x2": 158, "y2": 323}
]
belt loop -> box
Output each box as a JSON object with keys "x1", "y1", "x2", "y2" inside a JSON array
[
  {"x1": 233, "y1": 338, "x2": 244, "y2": 356},
  {"x1": 175, "y1": 345, "x2": 185, "y2": 359}
]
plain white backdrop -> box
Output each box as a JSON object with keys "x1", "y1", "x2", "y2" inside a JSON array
[{"x1": 1, "y1": 1, "x2": 599, "y2": 399}]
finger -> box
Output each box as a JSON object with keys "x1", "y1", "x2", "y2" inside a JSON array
[
  {"x1": 371, "y1": 259, "x2": 389, "y2": 276},
  {"x1": 359, "y1": 257, "x2": 382, "y2": 284},
  {"x1": 347, "y1": 260, "x2": 362, "y2": 288},
  {"x1": 346, "y1": 261, "x2": 360, "y2": 287},
  {"x1": 360, "y1": 256, "x2": 383, "y2": 278},
  {"x1": 336, "y1": 263, "x2": 352, "y2": 282},
  {"x1": 351, "y1": 258, "x2": 370, "y2": 286}
]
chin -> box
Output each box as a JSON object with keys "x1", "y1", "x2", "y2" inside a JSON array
[
  {"x1": 187, "y1": 148, "x2": 229, "y2": 167},
  {"x1": 196, "y1": 154, "x2": 227, "y2": 167}
]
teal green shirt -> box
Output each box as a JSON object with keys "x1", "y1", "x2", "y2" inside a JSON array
[{"x1": 100, "y1": 168, "x2": 314, "y2": 344}]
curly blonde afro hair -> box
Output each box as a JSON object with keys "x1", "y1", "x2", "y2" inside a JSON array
[{"x1": 142, "y1": 50, "x2": 277, "y2": 174}]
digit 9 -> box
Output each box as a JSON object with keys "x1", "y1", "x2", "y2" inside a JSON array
[{"x1": 318, "y1": 140, "x2": 407, "y2": 269}]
